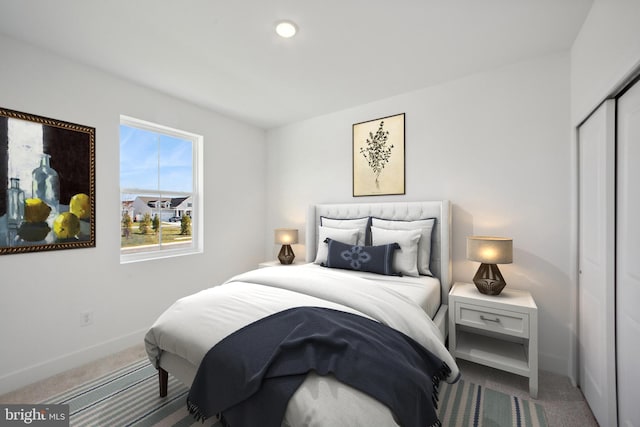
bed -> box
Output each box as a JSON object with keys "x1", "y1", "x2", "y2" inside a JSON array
[{"x1": 145, "y1": 200, "x2": 458, "y2": 427}]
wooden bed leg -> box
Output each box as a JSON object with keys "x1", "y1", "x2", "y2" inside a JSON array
[{"x1": 159, "y1": 368, "x2": 168, "y2": 397}]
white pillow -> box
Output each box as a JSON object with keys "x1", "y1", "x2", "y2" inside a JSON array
[
  {"x1": 314, "y1": 226, "x2": 360, "y2": 265},
  {"x1": 371, "y1": 218, "x2": 435, "y2": 276},
  {"x1": 371, "y1": 226, "x2": 421, "y2": 277},
  {"x1": 320, "y1": 217, "x2": 369, "y2": 246}
]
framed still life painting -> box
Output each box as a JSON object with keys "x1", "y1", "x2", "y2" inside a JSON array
[
  {"x1": 352, "y1": 113, "x2": 405, "y2": 197},
  {"x1": 0, "y1": 107, "x2": 95, "y2": 255}
]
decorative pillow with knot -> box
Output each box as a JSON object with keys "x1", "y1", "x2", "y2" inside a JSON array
[{"x1": 322, "y1": 238, "x2": 401, "y2": 276}]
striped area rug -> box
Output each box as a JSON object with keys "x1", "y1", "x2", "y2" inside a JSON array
[
  {"x1": 41, "y1": 358, "x2": 547, "y2": 427},
  {"x1": 40, "y1": 359, "x2": 213, "y2": 427},
  {"x1": 437, "y1": 380, "x2": 548, "y2": 427}
]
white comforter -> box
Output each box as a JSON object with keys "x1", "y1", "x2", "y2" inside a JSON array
[{"x1": 145, "y1": 265, "x2": 459, "y2": 426}]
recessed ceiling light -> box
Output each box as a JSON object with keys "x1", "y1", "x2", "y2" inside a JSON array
[{"x1": 276, "y1": 21, "x2": 297, "y2": 38}]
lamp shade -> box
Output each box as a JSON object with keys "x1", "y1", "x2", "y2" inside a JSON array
[
  {"x1": 467, "y1": 236, "x2": 513, "y2": 295},
  {"x1": 274, "y1": 228, "x2": 298, "y2": 245},
  {"x1": 467, "y1": 236, "x2": 513, "y2": 264}
]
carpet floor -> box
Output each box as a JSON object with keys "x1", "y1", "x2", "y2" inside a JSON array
[{"x1": 38, "y1": 358, "x2": 547, "y2": 427}]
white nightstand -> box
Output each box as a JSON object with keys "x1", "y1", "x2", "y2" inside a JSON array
[
  {"x1": 258, "y1": 260, "x2": 304, "y2": 268},
  {"x1": 448, "y1": 282, "x2": 538, "y2": 398}
]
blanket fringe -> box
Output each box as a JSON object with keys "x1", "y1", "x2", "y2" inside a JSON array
[
  {"x1": 186, "y1": 399, "x2": 208, "y2": 423},
  {"x1": 187, "y1": 400, "x2": 227, "y2": 426},
  {"x1": 429, "y1": 361, "x2": 452, "y2": 427}
]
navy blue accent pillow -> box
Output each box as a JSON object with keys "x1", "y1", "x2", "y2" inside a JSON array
[{"x1": 322, "y1": 238, "x2": 401, "y2": 276}]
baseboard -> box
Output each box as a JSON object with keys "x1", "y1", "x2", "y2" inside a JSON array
[{"x1": 0, "y1": 328, "x2": 147, "y2": 396}]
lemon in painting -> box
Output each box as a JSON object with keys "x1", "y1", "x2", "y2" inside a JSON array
[
  {"x1": 69, "y1": 193, "x2": 90, "y2": 219},
  {"x1": 53, "y1": 212, "x2": 80, "y2": 239},
  {"x1": 24, "y1": 198, "x2": 51, "y2": 223}
]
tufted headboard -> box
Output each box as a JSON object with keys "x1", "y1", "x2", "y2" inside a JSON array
[{"x1": 306, "y1": 201, "x2": 452, "y2": 305}]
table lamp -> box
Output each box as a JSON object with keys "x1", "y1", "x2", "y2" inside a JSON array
[
  {"x1": 274, "y1": 228, "x2": 298, "y2": 264},
  {"x1": 466, "y1": 236, "x2": 513, "y2": 295}
]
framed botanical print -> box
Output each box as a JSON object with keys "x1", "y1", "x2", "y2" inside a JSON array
[{"x1": 352, "y1": 113, "x2": 405, "y2": 197}]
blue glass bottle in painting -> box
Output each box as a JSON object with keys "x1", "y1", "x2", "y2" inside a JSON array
[
  {"x1": 32, "y1": 153, "x2": 59, "y2": 216},
  {"x1": 7, "y1": 177, "x2": 25, "y2": 229}
]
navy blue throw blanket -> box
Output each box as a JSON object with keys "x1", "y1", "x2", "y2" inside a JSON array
[{"x1": 186, "y1": 306, "x2": 451, "y2": 427}]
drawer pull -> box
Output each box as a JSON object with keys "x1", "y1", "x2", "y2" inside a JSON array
[{"x1": 480, "y1": 315, "x2": 501, "y2": 323}]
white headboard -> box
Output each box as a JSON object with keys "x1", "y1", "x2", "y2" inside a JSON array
[{"x1": 306, "y1": 201, "x2": 452, "y2": 305}]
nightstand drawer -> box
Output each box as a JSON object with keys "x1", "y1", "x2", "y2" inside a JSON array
[{"x1": 456, "y1": 303, "x2": 529, "y2": 338}]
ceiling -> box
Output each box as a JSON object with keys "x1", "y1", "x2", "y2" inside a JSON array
[{"x1": 0, "y1": 1, "x2": 593, "y2": 129}]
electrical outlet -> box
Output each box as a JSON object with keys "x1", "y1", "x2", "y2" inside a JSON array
[{"x1": 80, "y1": 310, "x2": 93, "y2": 327}]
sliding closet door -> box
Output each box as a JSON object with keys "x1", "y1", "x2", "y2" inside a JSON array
[
  {"x1": 577, "y1": 99, "x2": 617, "y2": 427},
  {"x1": 617, "y1": 79, "x2": 640, "y2": 427}
]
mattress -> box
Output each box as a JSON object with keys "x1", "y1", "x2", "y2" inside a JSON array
[{"x1": 299, "y1": 263, "x2": 441, "y2": 318}]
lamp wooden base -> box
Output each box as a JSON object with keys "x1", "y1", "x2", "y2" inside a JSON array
[
  {"x1": 278, "y1": 244, "x2": 295, "y2": 264},
  {"x1": 473, "y1": 263, "x2": 506, "y2": 295}
]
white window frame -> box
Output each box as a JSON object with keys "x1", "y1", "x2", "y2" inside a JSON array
[{"x1": 120, "y1": 115, "x2": 203, "y2": 263}]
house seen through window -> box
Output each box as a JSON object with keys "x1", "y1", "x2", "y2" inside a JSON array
[{"x1": 120, "y1": 116, "x2": 202, "y2": 262}]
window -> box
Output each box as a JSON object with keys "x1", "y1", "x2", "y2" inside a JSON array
[{"x1": 120, "y1": 115, "x2": 203, "y2": 263}]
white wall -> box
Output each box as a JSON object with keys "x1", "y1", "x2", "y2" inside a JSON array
[
  {"x1": 266, "y1": 53, "x2": 573, "y2": 376},
  {"x1": 0, "y1": 35, "x2": 266, "y2": 394},
  {"x1": 571, "y1": 0, "x2": 640, "y2": 125}
]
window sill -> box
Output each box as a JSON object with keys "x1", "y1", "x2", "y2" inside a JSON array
[{"x1": 120, "y1": 245, "x2": 202, "y2": 264}]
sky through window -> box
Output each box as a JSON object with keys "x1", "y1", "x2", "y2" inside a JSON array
[{"x1": 119, "y1": 125, "x2": 193, "y2": 194}]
